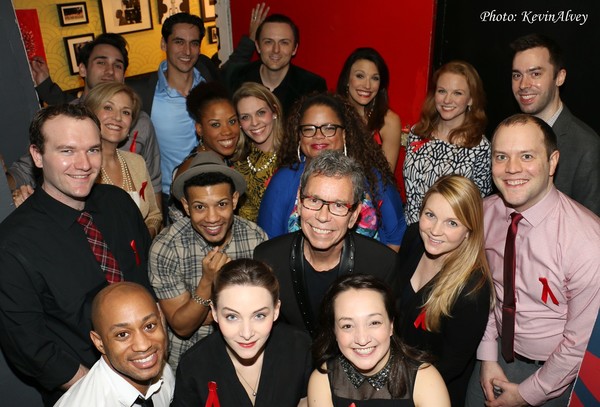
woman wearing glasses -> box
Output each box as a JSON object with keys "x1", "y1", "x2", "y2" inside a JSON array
[{"x1": 257, "y1": 92, "x2": 406, "y2": 252}]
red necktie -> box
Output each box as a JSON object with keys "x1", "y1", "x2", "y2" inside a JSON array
[
  {"x1": 77, "y1": 211, "x2": 123, "y2": 284},
  {"x1": 501, "y1": 212, "x2": 523, "y2": 363}
]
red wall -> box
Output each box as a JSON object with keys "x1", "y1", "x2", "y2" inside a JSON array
[{"x1": 229, "y1": 0, "x2": 436, "y2": 127}]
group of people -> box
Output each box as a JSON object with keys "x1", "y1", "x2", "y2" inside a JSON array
[{"x1": 0, "y1": 3, "x2": 599, "y2": 407}]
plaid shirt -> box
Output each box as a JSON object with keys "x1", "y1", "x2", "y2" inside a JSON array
[{"x1": 149, "y1": 215, "x2": 267, "y2": 368}]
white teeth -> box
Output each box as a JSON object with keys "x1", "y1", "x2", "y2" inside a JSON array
[
  {"x1": 311, "y1": 226, "x2": 332, "y2": 234},
  {"x1": 429, "y1": 237, "x2": 443, "y2": 244},
  {"x1": 133, "y1": 354, "x2": 153, "y2": 363},
  {"x1": 206, "y1": 226, "x2": 220, "y2": 231},
  {"x1": 71, "y1": 175, "x2": 88, "y2": 179},
  {"x1": 105, "y1": 124, "x2": 121, "y2": 130},
  {"x1": 354, "y1": 347, "x2": 374, "y2": 355},
  {"x1": 507, "y1": 180, "x2": 527, "y2": 185},
  {"x1": 521, "y1": 95, "x2": 535, "y2": 100},
  {"x1": 219, "y1": 139, "x2": 234, "y2": 147}
]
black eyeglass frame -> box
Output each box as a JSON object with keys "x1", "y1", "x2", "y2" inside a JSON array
[
  {"x1": 299, "y1": 194, "x2": 359, "y2": 217},
  {"x1": 297, "y1": 124, "x2": 345, "y2": 138}
]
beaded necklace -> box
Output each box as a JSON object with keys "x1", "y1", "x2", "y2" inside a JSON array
[
  {"x1": 100, "y1": 150, "x2": 134, "y2": 191},
  {"x1": 246, "y1": 151, "x2": 277, "y2": 173}
]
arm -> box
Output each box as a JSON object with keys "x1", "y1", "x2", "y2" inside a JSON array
[
  {"x1": 472, "y1": 137, "x2": 493, "y2": 197},
  {"x1": 221, "y1": 3, "x2": 269, "y2": 69},
  {"x1": 34, "y1": 76, "x2": 77, "y2": 106},
  {"x1": 379, "y1": 110, "x2": 402, "y2": 172},
  {"x1": 307, "y1": 368, "x2": 333, "y2": 407},
  {"x1": 257, "y1": 168, "x2": 297, "y2": 238},
  {"x1": 60, "y1": 364, "x2": 89, "y2": 390},
  {"x1": 142, "y1": 169, "x2": 162, "y2": 239},
  {"x1": 413, "y1": 364, "x2": 451, "y2": 407},
  {"x1": 374, "y1": 173, "x2": 406, "y2": 251}
]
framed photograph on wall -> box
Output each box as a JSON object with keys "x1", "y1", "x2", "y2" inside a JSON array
[
  {"x1": 64, "y1": 33, "x2": 95, "y2": 75},
  {"x1": 158, "y1": 0, "x2": 190, "y2": 24},
  {"x1": 200, "y1": 0, "x2": 215, "y2": 22},
  {"x1": 57, "y1": 2, "x2": 89, "y2": 26},
  {"x1": 208, "y1": 25, "x2": 219, "y2": 44},
  {"x1": 99, "y1": 0, "x2": 153, "y2": 34}
]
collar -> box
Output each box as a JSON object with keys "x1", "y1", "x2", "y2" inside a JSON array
[
  {"x1": 546, "y1": 101, "x2": 563, "y2": 127},
  {"x1": 98, "y1": 357, "x2": 164, "y2": 406},
  {"x1": 32, "y1": 186, "x2": 87, "y2": 230},
  {"x1": 501, "y1": 186, "x2": 559, "y2": 228},
  {"x1": 156, "y1": 60, "x2": 203, "y2": 96},
  {"x1": 339, "y1": 353, "x2": 392, "y2": 391}
]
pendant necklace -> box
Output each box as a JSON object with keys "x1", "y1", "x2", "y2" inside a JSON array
[{"x1": 235, "y1": 367, "x2": 261, "y2": 398}]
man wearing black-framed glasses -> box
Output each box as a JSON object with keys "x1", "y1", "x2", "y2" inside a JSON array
[{"x1": 254, "y1": 151, "x2": 398, "y2": 336}]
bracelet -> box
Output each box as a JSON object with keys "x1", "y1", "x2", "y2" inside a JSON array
[{"x1": 190, "y1": 292, "x2": 212, "y2": 307}]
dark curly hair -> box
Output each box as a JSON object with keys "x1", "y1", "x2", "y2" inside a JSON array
[{"x1": 278, "y1": 92, "x2": 395, "y2": 209}]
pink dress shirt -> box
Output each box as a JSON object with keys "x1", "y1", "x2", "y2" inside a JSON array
[{"x1": 477, "y1": 186, "x2": 600, "y2": 405}]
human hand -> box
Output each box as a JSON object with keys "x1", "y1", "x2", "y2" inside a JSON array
[
  {"x1": 30, "y1": 57, "x2": 50, "y2": 86},
  {"x1": 249, "y1": 3, "x2": 270, "y2": 41},
  {"x1": 484, "y1": 379, "x2": 527, "y2": 407},
  {"x1": 12, "y1": 184, "x2": 34, "y2": 208},
  {"x1": 480, "y1": 361, "x2": 508, "y2": 402},
  {"x1": 200, "y1": 246, "x2": 231, "y2": 282}
]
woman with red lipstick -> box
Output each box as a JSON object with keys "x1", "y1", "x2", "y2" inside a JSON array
[
  {"x1": 257, "y1": 92, "x2": 406, "y2": 252},
  {"x1": 308, "y1": 274, "x2": 450, "y2": 406},
  {"x1": 337, "y1": 47, "x2": 402, "y2": 172},
  {"x1": 232, "y1": 82, "x2": 284, "y2": 222},
  {"x1": 403, "y1": 61, "x2": 492, "y2": 225},
  {"x1": 84, "y1": 82, "x2": 162, "y2": 238},
  {"x1": 393, "y1": 175, "x2": 493, "y2": 407},
  {"x1": 172, "y1": 259, "x2": 312, "y2": 407}
]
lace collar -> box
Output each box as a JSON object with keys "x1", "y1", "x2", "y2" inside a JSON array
[{"x1": 339, "y1": 353, "x2": 391, "y2": 391}]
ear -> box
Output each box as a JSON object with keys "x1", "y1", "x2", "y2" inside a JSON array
[
  {"x1": 90, "y1": 330, "x2": 106, "y2": 355},
  {"x1": 181, "y1": 197, "x2": 191, "y2": 217},
  {"x1": 389, "y1": 320, "x2": 394, "y2": 337},
  {"x1": 30, "y1": 145, "x2": 43, "y2": 169},
  {"x1": 555, "y1": 68, "x2": 566, "y2": 87},
  {"x1": 78, "y1": 63, "x2": 87, "y2": 79},
  {"x1": 255, "y1": 40, "x2": 260, "y2": 54},
  {"x1": 160, "y1": 37, "x2": 167, "y2": 52},
  {"x1": 232, "y1": 191, "x2": 239, "y2": 209},
  {"x1": 210, "y1": 303, "x2": 218, "y2": 323},
  {"x1": 291, "y1": 43, "x2": 298, "y2": 57},
  {"x1": 273, "y1": 299, "x2": 281, "y2": 322},
  {"x1": 195, "y1": 122, "x2": 203, "y2": 138},
  {"x1": 549, "y1": 150, "x2": 560, "y2": 177},
  {"x1": 347, "y1": 202, "x2": 362, "y2": 229}
]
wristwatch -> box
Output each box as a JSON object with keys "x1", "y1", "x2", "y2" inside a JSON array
[{"x1": 191, "y1": 292, "x2": 212, "y2": 307}]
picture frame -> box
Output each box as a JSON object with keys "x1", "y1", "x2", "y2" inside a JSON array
[
  {"x1": 157, "y1": 0, "x2": 190, "y2": 24},
  {"x1": 208, "y1": 25, "x2": 219, "y2": 44},
  {"x1": 99, "y1": 0, "x2": 153, "y2": 34},
  {"x1": 57, "y1": 2, "x2": 89, "y2": 26},
  {"x1": 64, "y1": 33, "x2": 95, "y2": 75},
  {"x1": 200, "y1": 0, "x2": 216, "y2": 22}
]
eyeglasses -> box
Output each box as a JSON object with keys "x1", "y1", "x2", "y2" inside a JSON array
[
  {"x1": 298, "y1": 124, "x2": 345, "y2": 138},
  {"x1": 300, "y1": 195, "x2": 358, "y2": 217}
]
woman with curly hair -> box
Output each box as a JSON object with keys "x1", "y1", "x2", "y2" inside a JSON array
[
  {"x1": 336, "y1": 47, "x2": 402, "y2": 172},
  {"x1": 403, "y1": 61, "x2": 492, "y2": 225},
  {"x1": 257, "y1": 92, "x2": 406, "y2": 251}
]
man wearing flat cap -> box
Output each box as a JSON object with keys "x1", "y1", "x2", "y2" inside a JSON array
[{"x1": 149, "y1": 151, "x2": 267, "y2": 369}]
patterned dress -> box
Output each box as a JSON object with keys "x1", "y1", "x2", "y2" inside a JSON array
[{"x1": 403, "y1": 132, "x2": 491, "y2": 224}]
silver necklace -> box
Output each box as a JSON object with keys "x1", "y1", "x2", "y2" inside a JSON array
[
  {"x1": 235, "y1": 367, "x2": 261, "y2": 397},
  {"x1": 246, "y1": 151, "x2": 277, "y2": 173}
]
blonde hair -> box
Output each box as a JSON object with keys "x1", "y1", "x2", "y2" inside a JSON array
[
  {"x1": 420, "y1": 175, "x2": 493, "y2": 332},
  {"x1": 83, "y1": 82, "x2": 141, "y2": 125},
  {"x1": 232, "y1": 82, "x2": 284, "y2": 159}
]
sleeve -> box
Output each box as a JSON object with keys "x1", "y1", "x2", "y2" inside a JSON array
[
  {"x1": 139, "y1": 160, "x2": 163, "y2": 233},
  {"x1": 170, "y1": 353, "x2": 207, "y2": 407},
  {"x1": 0, "y1": 250, "x2": 80, "y2": 390},
  {"x1": 375, "y1": 175, "x2": 407, "y2": 245},
  {"x1": 35, "y1": 77, "x2": 77, "y2": 105},
  {"x1": 7, "y1": 152, "x2": 39, "y2": 188},
  {"x1": 476, "y1": 308, "x2": 499, "y2": 361},
  {"x1": 257, "y1": 169, "x2": 296, "y2": 239},
  {"x1": 221, "y1": 35, "x2": 256, "y2": 68},
  {"x1": 518, "y1": 254, "x2": 600, "y2": 405},
  {"x1": 148, "y1": 235, "x2": 187, "y2": 300},
  {"x1": 570, "y1": 138, "x2": 600, "y2": 216},
  {"x1": 472, "y1": 138, "x2": 493, "y2": 197}
]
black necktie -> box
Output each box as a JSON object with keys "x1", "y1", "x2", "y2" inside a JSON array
[{"x1": 134, "y1": 396, "x2": 154, "y2": 407}]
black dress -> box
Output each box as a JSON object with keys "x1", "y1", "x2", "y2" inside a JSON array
[
  {"x1": 171, "y1": 322, "x2": 312, "y2": 407},
  {"x1": 393, "y1": 224, "x2": 491, "y2": 406}
]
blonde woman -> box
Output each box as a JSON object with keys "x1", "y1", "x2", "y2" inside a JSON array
[
  {"x1": 393, "y1": 175, "x2": 493, "y2": 406},
  {"x1": 84, "y1": 82, "x2": 162, "y2": 238}
]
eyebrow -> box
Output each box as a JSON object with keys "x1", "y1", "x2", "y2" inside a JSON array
[
  {"x1": 92, "y1": 55, "x2": 125, "y2": 65},
  {"x1": 108, "y1": 313, "x2": 158, "y2": 331},
  {"x1": 337, "y1": 313, "x2": 384, "y2": 322},
  {"x1": 221, "y1": 306, "x2": 270, "y2": 314}
]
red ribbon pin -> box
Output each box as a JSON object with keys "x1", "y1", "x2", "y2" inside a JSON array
[
  {"x1": 129, "y1": 130, "x2": 138, "y2": 152},
  {"x1": 139, "y1": 181, "x2": 147, "y2": 200},
  {"x1": 410, "y1": 138, "x2": 430, "y2": 152},
  {"x1": 539, "y1": 277, "x2": 559, "y2": 305},
  {"x1": 414, "y1": 309, "x2": 427, "y2": 330},
  {"x1": 130, "y1": 240, "x2": 141, "y2": 266},
  {"x1": 205, "y1": 381, "x2": 221, "y2": 407}
]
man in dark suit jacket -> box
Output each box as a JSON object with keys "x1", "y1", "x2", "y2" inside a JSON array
[
  {"x1": 223, "y1": 14, "x2": 327, "y2": 114},
  {"x1": 510, "y1": 33, "x2": 600, "y2": 215},
  {"x1": 254, "y1": 151, "x2": 397, "y2": 336}
]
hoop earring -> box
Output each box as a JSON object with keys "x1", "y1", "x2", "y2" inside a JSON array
[
  {"x1": 343, "y1": 142, "x2": 348, "y2": 157},
  {"x1": 467, "y1": 105, "x2": 472, "y2": 112},
  {"x1": 297, "y1": 143, "x2": 305, "y2": 162}
]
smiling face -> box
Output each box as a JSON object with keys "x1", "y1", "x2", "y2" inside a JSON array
[
  {"x1": 419, "y1": 192, "x2": 469, "y2": 261},
  {"x1": 195, "y1": 100, "x2": 240, "y2": 159},
  {"x1": 236, "y1": 96, "x2": 276, "y2": 152},
  {"x1": 334, "y1": 288, "x2": 393, "y2": 375},
  {"x1": 299, "y1": 105, "x2": 346, "y2": 159},
  {"x1": 30, "y1": 115, "x2": 102, "y2": 211},
  {"x1": 181, "y1": 183, "x2": 239, "y2": 246},
  {"x1": 492, "y1": 121, "x2": 558, "y2": 212},
  {"x1": 347, "y1": 59, "x2": 380, "y2": 108},
  {"x1": 80, "y1": 44, "x2": 126, "y2": 92},
  {"x1": 434, "y1": 72, "x2": 472, "y2": 129},
  {"x1": 212, "y1": 285, "x2": 280, "y2": 362},
  {"x1": 256, "y1": 22, "x2": 298, "y2": 72},
  {"x1": 95, "y1": 91, "x2": 133, "y2": 146},
  {"x1": 512, "y1": 47, "x2": 566, "y2": 121},
  {"x1": 161, "y1": 23, "x2": 201, "y2": 75},
  {"x1": 90, "y1": 287, "x2": 167, "y2": 395}
]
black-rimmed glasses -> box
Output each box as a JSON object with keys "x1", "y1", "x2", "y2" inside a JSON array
[
  {"x1": 300, "y1": 195, "x2": 358, "y2": 216},
  {"x1": 298, "y1": 124, "x2": 345, "y2": 138}
]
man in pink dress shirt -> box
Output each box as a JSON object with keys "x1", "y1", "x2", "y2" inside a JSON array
[{"x1": 465, "y1": 114, "x2": 600, "y2": 406}]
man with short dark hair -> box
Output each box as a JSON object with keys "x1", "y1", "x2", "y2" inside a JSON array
[
  {"x1": 55, "y1": 282, "x2": 174, "y2": 406},
  {"x1": 149, "y1": 151, "x2": 267, "y2": 368},
  {"x1": 0, "y1": 104, "x2": 154, "y2": 406},
  {"x1": 254, "y1": 151, "x2": 398, "y2": 337},
  {"x1": 223, "y1": 13, "x2": 327, "y2": 113},
  {"x1": 510, "y1": 33, "x2": 600, "y2": 215},
  {"x1": 465, "y1": 114, "x2": 600, "y2": 406}
]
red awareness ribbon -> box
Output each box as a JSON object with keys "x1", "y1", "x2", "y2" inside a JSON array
[
  {"x1": 349, "y1": 404, "x2": 357, "y2": 407},
  {"x1": 130, "y1": 240, "x2": 141, "y2": 266},
  {"x1": 414, "y1": 309, "x2": 427, "y2": 330},
  {"x1": 539, "y1": 277, "x2": 559, "y2": 305},
  {"x1": 129, "y1": 130, "x2": 138, "y2": 152},
  {"x1": 205, "y1": 381, "x2": 221, "y2": 407},
  {"x1": 140, "y1": 181, "x2": 147, "y2": 200},
  {"x1": 410, "y1": 138, "x2": 429, "y2": 152}
]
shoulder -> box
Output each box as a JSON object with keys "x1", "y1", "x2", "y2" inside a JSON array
[
  {"x1": 120, "y1": 150, "x2": 146, "y2": 166},
  {"x1": 288, "y1": 64, "x2": 326, "y2": 84},
  {"x1": 233, "y1": 216, "x2": 268, "y2": 239},
  {"x1": 413, "y1": 363, "x2": 450, "y2": 406},
  {"x1": 178, "y1": 331, "x2": 223, "y2": 371},
  {"x1": 152, "y1": 218, "x2": 192, "y2": 247},
  {"x1": 555, "y1": 191, "x2": 600, "y2": 236},
  {"x1": 353, "y1": 233, "x2": 397, "y2": 272},
  {"x1": 254, "y1": 232, "x2": 296, "y2": 255},
  {"x1": 555, "y1": 106, "x2": 600, "y2": 142},
  {"x1": 270, "y1": 322, "x2": 312, "y2": 351},
  {"x1": 384, "y1": 109, "x2": 401, "y2": 127}
]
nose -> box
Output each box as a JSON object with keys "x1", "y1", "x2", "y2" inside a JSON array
[
  {"x1": 443, "y1": 92, "x2": 451, "y2": 104},
  {"x1": 519, "y1": 74, "x2": 532, "y2": 89},
  {"x1": 74, "y1": 151, "x2": 92, "y2": 170},
  {"x1": 314, "y1": 203, "x2": 331, "y2": 222},
  {"x1": 354, "y1": 325, "x2": 370, "y2": 346},
  {"x1": 240, "y1": 320, "x2": 254, "y2": 340},
  {"x1": 272, "y1": 42, "x2": 280, "y2": 53},
  {"x1": 504, "y1": 157, "x2": 522, "y2": 174},
  {"x1": 131, "y1": 332, "x2": 151, "y2": 352},
  {"x1": 430, "y1": 219, "x2": 444, "y2": 236},
  {"x1": 205, "y1": 206, "x2": 219, "y2": 222}
]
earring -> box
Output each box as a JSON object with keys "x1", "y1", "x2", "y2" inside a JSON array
[
  {"x1": 343, "y1": 142, "x2": 348, "y2": 157},
  {"x1": 467, "y1": 105, "x2": 472, "y2": 112},
  {"x1": 297, "y1": 143, "x2": 303, "y2": 162}
]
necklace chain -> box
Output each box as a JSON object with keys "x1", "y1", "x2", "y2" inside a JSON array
[
  {"x1": 100, "y1": 150, "x2": 134, "y2": 191},
  {"x1": 246, "y1": 151, "x2": 277, "y2": 173},
  {"x1": 235, "y1": 367, "x2": 261, "y2": 398}
]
